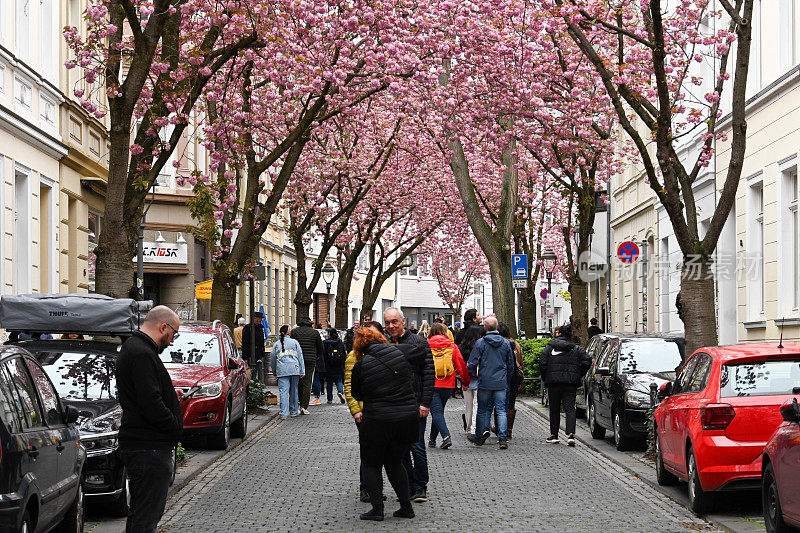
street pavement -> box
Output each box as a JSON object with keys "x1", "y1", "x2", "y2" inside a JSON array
[{"x1": 146, "y1": 396, "x2": 717, "y2": 532}]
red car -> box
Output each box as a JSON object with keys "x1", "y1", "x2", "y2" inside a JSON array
[
  {"x1": 762, "y1": 398, "x2": 800, "y2": 533},
  {"x1": 159, "y1": 321, "x2": 249, "y2": 449},
  {"x1": 653, "y1": 343, "x2": 800, "y2": 514}
]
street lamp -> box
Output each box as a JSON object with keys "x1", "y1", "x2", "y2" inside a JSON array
[
  {"x1": 542, "y1": 248, "x2": 557, "y2": 333},
  {"x1": 321, "y1": 263, "x2": 335, "y2": 327}
]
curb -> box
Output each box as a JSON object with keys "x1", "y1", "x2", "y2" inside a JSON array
[
  {"x1": 167, "y1": 409, "x2": 279, "y2": 499},
  {"x1": 518, "y1": 400, "x2": 754, "y2": 533}
]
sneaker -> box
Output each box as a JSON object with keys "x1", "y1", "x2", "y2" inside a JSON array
[
  {"x1": 440, "y1": 436, "x2": 452, "y2": 449},
  {"x1": 466, "y1": 434, "x2": 483, "y2": 446},
  {"x1": 411, "y1": 488, "x2": 427, "y2": 503},
  {"x1": 428, "y1": 439, "x2": 437, "y2": 448},
  {"x1": 499, "y1": 439, "x2": 508, "y2": 450},
  {"x1": 338, "y1": 392, "x2": 346, "y2": 404},
  {"x1": 289, "y1": 412, "x2": 300, "y2": 417},
  {"x1": 300, "y1": 408, "x2": 310, "y2": 415},
  {"x1": 393, "y1": 505, "x2": 415, "y2": 518},
  {"x1": 279, "y1": 415, "x2": 288, "y2": 420},
  {"x1": 481, "y1": 430, "x2": 490, "y2": 444},
  {"x1": 567, "y1": 434, "x2": 576, "y2": 447},
  {"x1": 310, "y1": 397, "x2": 322, "y2": 406},
  {"x1": 546, "y1": 435, "x2": 559, "y2": 444}
]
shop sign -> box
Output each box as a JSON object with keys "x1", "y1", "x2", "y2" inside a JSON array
[
  {"x1": 195, "y1": 280, "x2": 213, "y2": 300},
  {"x1": 132, "y1": 242, "x2": 188, "y2": 264}
]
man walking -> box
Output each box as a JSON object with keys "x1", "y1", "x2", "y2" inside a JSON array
[
  {"x1": 344, "y1": 320, "x2": 360, "y2": 353},
  {"x1": 384, "y1": 307, "x2": 434, "y2": 503},
  {"x1": 454, "y1": 308, "x2": 481, "y2": 345},
  {"x1": 466, "y1": 316, "x2": 515, "y2": 449},
  {"x1": 233, "y1": 316, "x2": 245, "y2": 350},
  {"x1": 587, "y1": 317, "x2": 604, "y2": 340},
  {"x1": 540, "y1": 324, "x2": 592, "y2": 446},
  {"x1": 242, "y1": 312, "x2": 266, "y2": 380},
  {"x1": 116, "y1": 306, "x2": 183, "y2": 532},
  {"x1": 291, "y1": 316, "x2": 324, "y2": 414}
]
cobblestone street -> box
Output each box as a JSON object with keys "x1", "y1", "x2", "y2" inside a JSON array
[{"x1": 157, "y1": 398, "x2": 717, "y2": 532}]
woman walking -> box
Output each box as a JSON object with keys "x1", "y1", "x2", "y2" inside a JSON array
[
  {"x1": 323, "y1": 328, "x2": 347, "y2": 404},
  {"x1": 270, "y1": 325, "x2": 305, "y2": 420},
  {"x1": 427, "y1": 323, "x2": 469, "y2": 449},
  {"x1": 351, "y1": 323, "x2": 421, "y2": 521},
  {"x1": 458, "y1": 325, "x2": 484, "y2": 434}
]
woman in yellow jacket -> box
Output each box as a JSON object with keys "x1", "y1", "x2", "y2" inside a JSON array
[{"x1": 345, "y1": 348, "x2": 369, "y2": 502}]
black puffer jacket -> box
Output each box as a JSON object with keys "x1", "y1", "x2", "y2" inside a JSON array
[
  {"x1": 389, "y1": 329, "x2": 435, "y2": 408},
  {"x1": 351, "y1": 342, "x2": 419, "y2": 422},
  {"x1": 454, "y1": 320, "x2": 481, "y2": 346},
  {"x1": 291, "y1": 324, "x2": 324, "y2": 364},
  {"x1": 540, "y1": 337, "x2": 592, "y2": 386}
]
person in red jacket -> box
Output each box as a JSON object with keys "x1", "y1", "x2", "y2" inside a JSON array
[{"x1": 427, "y1": 323, "x2": 470, "y2": 449}]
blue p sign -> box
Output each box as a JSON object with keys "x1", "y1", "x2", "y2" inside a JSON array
[{"x1": 512, "y1": 254, "x2": 528, "y2": 279}]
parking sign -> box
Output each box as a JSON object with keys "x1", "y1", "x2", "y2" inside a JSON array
[{"x1": 512, "y1": 254, "x2": 528, "y2": 279}]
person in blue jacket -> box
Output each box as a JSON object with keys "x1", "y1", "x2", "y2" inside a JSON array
[{"x1": 270, "y1": 325, "x2": 305, "y2": 420}]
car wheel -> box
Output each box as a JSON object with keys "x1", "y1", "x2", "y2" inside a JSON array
[
  {"x1": 231, "y1": 406, "x2": 248, "y2": 439},
  {"x1": 763, "y1": 462, "x2": 791, "y2": 533},
  {"x1": 613, "y1": 409, "x2": 630, "y2": 451},
  {"x1": 54, "y1": 481, "x2": 84, "y2": 533},
  {"x1": 109, "y1": 469, "x2": 130, "y2": 517},
  {"x1": 208, "y1": 403, "x2": 231, "y2": 450},
  {"x1": 655, "y1": 429, "x2": 678, "y2": 486},
  {"x1": 589, "y1": 401, "x2": 606, "y2": 439},
  {"x1": 687, "y1": 447, "x2": 714, "y2": 515}
]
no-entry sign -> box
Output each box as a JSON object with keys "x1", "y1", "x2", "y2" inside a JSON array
[
  {"x1": 617, "y1": 241, "x2": 640, "y2": 264},
  {"x1": 540, "y1": 289, "x2": 549, "y2": 299}
]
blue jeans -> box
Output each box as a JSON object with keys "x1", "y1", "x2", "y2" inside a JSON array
[
  {"x1": 325, "y1": 376, "x2": 344, "y2": 402},
  {"x1": 312, "y1": 370, "x2": 326, "y2": 398},
  {"x1": 476, "y1": 389, "x2": 508, "y2": 440},
  {"x1": 278, "y1": 375, "x2": 300, "y2": 417},
  {"x1": 429, "y1": 388, "x2": 453, "y2": 440},
  {"x1": 402, "y1": 416, "x2": 428, "y2": 492}
]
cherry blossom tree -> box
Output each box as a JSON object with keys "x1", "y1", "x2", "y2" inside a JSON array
[{"x1": 427, "y1": 230, "x2": 489, "y2": 323}]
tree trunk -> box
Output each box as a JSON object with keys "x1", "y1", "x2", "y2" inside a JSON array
[
  {"x1": 519, "y1": 281, "x2": 538, "y2": 338},
  {"x1": 679, "y1": 261, "x2": 717, "y2": 357},
  {"x1": 334, "y1": 261, "x2": 357, "y2": 329},
  {"x1": 568, "y1": 277, "x2": 588, "y2": 347},
  {"x1": 209, "y1": 272, "x2": 238, "y2": 328},
  {"x1": 488, "y1": 252, "x2": 517, "y2": 336},
  {"x1": 294, "y1": 274, "x2": 314, "y2": 322}
]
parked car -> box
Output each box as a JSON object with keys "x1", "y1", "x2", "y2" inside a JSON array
[
  {"x1": 14, "y1": 339, "x2": 134, "y2": 517},
  {"x1": 0, "y1": 345, "x2": 85, "y2": 532},
  {"x1": 587, "y1": 334, "x2": 684, "y2": 450},
  {"x1": 576, "y1": 333, "x2": 618, "y2": 413},
  {"x1": 163, "y1": 321, "x2": 248, "y2": 450},
  {"x1": 654, "y1": 343, "x2": 800, "y2": 514},
  {"x1": 761, "y1": 397, "x2": 800, "y2": 533}
]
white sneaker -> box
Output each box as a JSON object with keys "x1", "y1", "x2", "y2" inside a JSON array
[
  {"x1": 338, "y1": 392, "x2": 346, "y2": 404},
  {"x1": 300, "y1": 408, "x2": 310, "y2": 415},
  {"x1": 567, "y1": 434, "x2": 576, "y2": 447}
]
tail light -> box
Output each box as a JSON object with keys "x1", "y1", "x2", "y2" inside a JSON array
[{"x1": 701, "y1": 403, "x2": 736, "y2": 430}]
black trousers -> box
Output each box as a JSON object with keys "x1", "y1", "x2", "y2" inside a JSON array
[
  {"x1": 547, "y1": 384, "x2": 578, "y2": 437},
  {"x1": 120, "y1": 448, "x2": 174, "y2": 532}
]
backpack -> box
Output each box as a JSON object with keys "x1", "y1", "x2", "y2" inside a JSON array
[
  {"x1": 431, "y1": 346, "x2": 455, "y2": 380},
  {"x1": 326, "y1": 342, "x2": 345, "y2": 368}
]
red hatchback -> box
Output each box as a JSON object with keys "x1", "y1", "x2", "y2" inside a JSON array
[
  {"x1": 159, "y1": 321, "x2": 249, "y2": 449},
  {"x1": 762, "y1": 398, "x2": 800, "y2": 533},
  {"x1": 653, "y1": 343, "x2": 800, "y2": 514}
]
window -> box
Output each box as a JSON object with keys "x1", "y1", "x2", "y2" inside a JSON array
[
  {"x1": 747, "y1": 0, "x2": 762, "y2": 97},
  {"x1": 88, "y1": 212, "x2": 101, "y2": 292},
  {"x1": 596, "y1": 342, "x2": 615, "y2": 370},
  {"x1": 159, "y1": 332, "x2": 222, "y2": 366},
  {"x1": 720, "y1": 359, "x2": 800, "y2": 397},
  {"x1": 673, "y1": 356, "x2": 699, "y2": 395},
  {"x1": 779, "y1": 163, "x2": 799, "y2": 313},
  {"x1": 618, "y1": 339, "x2": 683, "y2": 375},
  {"x1": 14, "y1": 169, "x2": 31, "y2": 294},
  {"x1": 660, "y1": 237, "x2": 670, "y2": 331},
  {"x1": 780, "y1": 0, "x2": 796, "y2": 72},
  {"x1": 5, "y1": 358, "x2": 44, "y2": 429},
  {"x1": 33, "y1": 351, "x2": 117, "y2": 400},
  {"x1": 686, "y1": 353, "x2": 713, "y2": 393},
  {"x1": 39, "y1": 179, "x2": 54, "y2": 293},
  {"x1": 0, "y1": 363, "x2": 23, "y2": 433},
  {"x1": 25, "y1": 359, "x2": 62, "y2": 426},
  {"x1": 15, "y1": 0, "x2": 31, "y2": 60},
  {"x1": 40, "y1": 0, "x2": 56, "y2": 81},
  {"x1": 747, "y1": 177, "x2": 765, "y2": 318}
]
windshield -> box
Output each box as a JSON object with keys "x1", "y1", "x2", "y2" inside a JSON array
[
  {"x1": 29, "y1": 351, "x2": 117, "y2": 400},
  {"x1": 720, "y1": 359, "x2": 800, "y2": 397},
  {"x1": 159, "y1": 332, "x2": 222, "y2": 366},
  {"x1": 618, "y1": 340, "x2": 683, "y2": 375}
]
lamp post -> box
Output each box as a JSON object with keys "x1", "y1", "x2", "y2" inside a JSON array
[
  {"x1": 321, "y1": 263, "x2": 335, "y2": 328},
  {"x1": 542, "y1": 248, "x2": 557, "y2": 333}
]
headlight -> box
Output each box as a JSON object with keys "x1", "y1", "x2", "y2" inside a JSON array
[
  {"x1": 83, "y1": 406, "x2": 122, "y2": 433},
  {"x1": 81, "y1": 433, "x2": 118, "y2": 452},
  {"x1": 192, "y1": 381, "x2": 223, "y2": 398},
  {"x1": 625, "y1": 390, "x2": 651, "y2": 408}
]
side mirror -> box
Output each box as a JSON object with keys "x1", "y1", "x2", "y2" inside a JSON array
[
  {"x1": 227, "y1": 358, "x2": 240, "y2": 370},
  {"x1": 657, "y1": 381, "x2": 673, "y2": 400},
  {"x1": 779, "y1": 398, "x2": 800, "y2": 423},
  {"x1": 595, "y1": 367, "x2": 611, "y2": 377},
  {"x1": 65, "y1": 405, "x2": 80, "y2": 424}
]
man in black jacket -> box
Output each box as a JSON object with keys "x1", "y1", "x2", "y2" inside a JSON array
[
  {"x1": 242, "y1": 311, "x2": 266, "y2": 379},
  {"x1": 117, "y1": 306, "x2": 183, "y2": 532},
  {"x1": 454, "y1": 308, "x2": 481, "y2": 346},
  {"x1": 540, "y1": 324, "x2": 592, "y2": 446},
  {"x1": 384, "y1": 307, "x2": 435, "y2": 504},
  {"x1": 344, "y1": 320, "x2": 360, "y2": 353},
  {"x1": 587, "y1": 317, "x2": 604, "y2": 340},
  {"x1": 292, "y1": 316, "x2": 324, "y2": 414}
]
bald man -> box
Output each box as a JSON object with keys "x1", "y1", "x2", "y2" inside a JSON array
[{"x1": 117, "y1": 305, "x2": 183, "y2": 532}]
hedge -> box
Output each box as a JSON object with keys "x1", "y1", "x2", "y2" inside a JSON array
[{"x1": 518, "y1": 338, "x2": 551, "y2": 395}]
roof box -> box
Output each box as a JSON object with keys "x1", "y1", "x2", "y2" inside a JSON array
[{"x1": 0, "y1": 294, "x2": 153, "y2": 335}]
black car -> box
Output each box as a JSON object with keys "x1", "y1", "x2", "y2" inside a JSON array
[
  {"x1": 585, "y1": 333, "x2": 684, "y2": 450},
  {"x1": 14, "y1": 340, "x2": 131, "y2": 517},
  {"x1": 576, "y1": 333, "x2": 616, "y2": 413},
  {"x1": 0, "y1": 345, "x2": 84, "y2": 532}
]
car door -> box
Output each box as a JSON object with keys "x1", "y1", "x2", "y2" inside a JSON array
[
  {"x1": 577, "y1": 337, "x2": 599, "y2": 409},
  {"x1": 1, "y1": 357, "x2": 62, "y2": 526},
  {"x1": 779, "y1": 422, "x2": 800, "y2": 524},
  {"x1": 222, "y1": 331, "x2": 246, "y2": 421},
  {"x1": 662, "y1": 355, "x2": 708, "y2": 473},
  {"x1": 25, "y1": 356, "x2": 81, "y2": 511},
  {"x1": 591, "y1": 342, "x2": 612, "y2": 418},
  {"x1": 597, "y1": 341, "x2": 619, "y2": 425}
]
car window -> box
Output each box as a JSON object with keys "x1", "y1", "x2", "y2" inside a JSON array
[
  {"x1": 618, "y1": 339, "x2": 684, "y2": 375},
  {"x1": 673, "y1": 356, "x2": 698, "y2": 395},
  {"x1": 222, "y1": 331, "x2": 237, "y2": 361},
  {"x1": 720, "y1": 359, "x2": 800, "y2": 397},
  {"x1": 596, "y1": 342, "x2": 613, "y2": 369},
  {"x1": 586, "y1": 337, "x2": 598, "y2": 357},
  {"x1": 0, "y1": 364, "x2": 24, "y2": 433},
  {"x1": 685, "y1": 353, "x2": 713, "y2": 393},
  {"x1": 25, "y1": 359, "x2": 64, "y2": 426},
  {"x1": 606, "y1": 343, "x2": 619, "y2": 372},
  {"x1": 160, "y1": 332, "x2": 222, "y2": 366},
  {"x1": 4, "y1": 358, "x2": 44, "y2": 429},
  {"x1": 31, "y1": 351, "x2": 117, "y2": 400}
]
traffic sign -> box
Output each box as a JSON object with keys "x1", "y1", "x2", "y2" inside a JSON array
[
  {"x1": 540, "y1": 288, "x2": 549, "y2": 299},
  {"x1": 513, "y1": 279, "x2": 528, "y2": 289},
  {"x1": 512, "y1": 254, "x2": 528, "y2": 279},
  {"x1": 617, "y1": 241, "x2": 640, "y2": 264}
]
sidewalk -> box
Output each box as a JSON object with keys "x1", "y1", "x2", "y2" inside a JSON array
[{"x1": 518, "y1": 397, "x2": 765, "y2": 533}]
